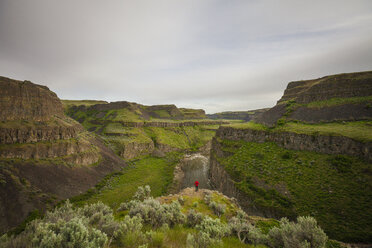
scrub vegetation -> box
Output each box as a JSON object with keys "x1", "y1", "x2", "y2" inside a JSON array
[{"x1": 2, "y1": 186, "x2": 336, "y2": 248}]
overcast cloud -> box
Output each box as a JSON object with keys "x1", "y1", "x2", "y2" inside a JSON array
[{"x1": 1, "y1": 0, "x2": 372, "y2": 113}]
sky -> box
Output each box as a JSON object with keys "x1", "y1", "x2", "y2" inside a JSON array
[{"x1": 1, "y1": 0, "x2": 372, "y2": 113}]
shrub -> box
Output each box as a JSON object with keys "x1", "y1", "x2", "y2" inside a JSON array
[
  {"x1": 186, "y1": 232, "x2": 220, "y2": 248},
  {"x1": 203, "y1": 192, "x2": 212, "y2": 204},
  {"x1": 186, "y1": 209, "x2": 204, "y2": 227},
  {"x1": 229, "y1": 216, "x2": 251, "y2": 243},
  {"x1": 81, "y1": 202, "x2": 119, "y2": 237},
  {"x1": 268, "y1": 216, "x2": 327, "y2": 248},
  {"x1": 133, "y1": 185, "x2": 151, "y2": 201},
  {"x1": 32, "y1": 217, "x2": 107, "y2": 248},
  {"x1": 129, "y1": 198, "x2": 185, "y2": 228},
  {"x1": 247, "y1": 225, "x2": 268, "y2": 246},
  {"x1": 328, "y1": 155, "x2": 352, "y2": 173},
  {"x1": 0, "y1": 200, "x2": 120, "y2": 248},
  {"x1": 187, "y1": 216, "x2": 230, "y2": 248},
  {"x1": 177, "y1": 196, "x2": 185, "y2": 205},
  {"x1": 196, "y1": 216, "x2": 230, "y2": 240},
  {"x1": 112, "y1": 215, "x2": 148, "y2": 247},
  {"x1": 209, "y1": 201, "x2": 226, "y2": 217}
]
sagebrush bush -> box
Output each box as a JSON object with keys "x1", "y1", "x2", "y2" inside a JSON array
[
  {"x1": 229, "y1": 216, "x2": 251, "y2": 243},
  {"x1": 0, "y1": 200, "x2": 120, "y2": 248},
  {"x1": 209, "y1": 201, "x2": 226, "y2": 217},
  {"x1": 134, "y1": 185, "x2": 151, "y2": 201},
  {"x1": 203, "y1": 192, "x2": 212, "y2": 204},
  {"x1": 186, "y1": 231, "x2": 221, "y2": 248},
  {"x1": 129, "y1": 198, "x2": 185, "y2": 228},
  {"x1": 186, "y1": 209, "x2": 204, "y2": 227},
  {"x1": 196, "y1": 216, "x2": 230, "y2": 239},
  {"x1": 177, "y1": 196, "x2": 185, "y2": 205},
  {"x1": 187, "y1": 216, "x2": 230, "y2": 248},
  {"x1": 268, "y1": 216, "x2": 327, "y2": 248}
]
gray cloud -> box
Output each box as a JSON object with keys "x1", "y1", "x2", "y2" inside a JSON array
[{"x1": 1, "y1": 0, "x2": 372, "y2": 113}]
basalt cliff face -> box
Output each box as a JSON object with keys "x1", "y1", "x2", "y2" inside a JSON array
[
  {"x1": 0, "y1": 76, "x2": 64, "y2": 121},
  {"x1": 0, "y1": 77, "x2": 125, "y2": 234},
  {"x1": 207, "y1": 108, "x2": 269, "y2": 121},
  {"x1": 255, "y1": 71, "x2": 372, "y2": 126}
]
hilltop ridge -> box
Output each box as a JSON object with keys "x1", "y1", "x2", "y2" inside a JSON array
[{"x1": 255, "y1": 71, "x2": 372, "y2": 126}]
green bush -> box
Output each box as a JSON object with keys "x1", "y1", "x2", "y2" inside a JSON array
[
  {"x1": 186, "y1": 209, "x2": 204, "y2": 227},
  {"x1": 327, "y1": 155, "x2": 352, "y2": 173},
  {"x1": 128, "y1": 198, "x2": 185, "y2": 228},
  {"x1": 114, "y1": 215, "x2": 148, "y2": 247},
  {"x1": 209, "y1": 201, "x2": 226, "y2": 217},
  {"x1": 134, "y1": 185, "x2": 151, "y2": 201},
  {"x1": 268, "y1": 216, "x2": 327, "y2": 248}
]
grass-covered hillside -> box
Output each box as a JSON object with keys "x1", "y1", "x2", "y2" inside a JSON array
[
  {"x1": 225, "y1": 120, "x2": 372, "y2": 143},
  {"x1": 64, "y1": 100, "x2": 223, "y2": 160},
  {"x1": 211, "y1": 71, "x2": 372, "y2": 243},
  {"x1": 63, "y1": 100, "x2": 207, "y2": 122},
  {"x1": 212, "y1": 138, "x2": 372, "y2": 242},
  {"x1": 2, "y1": 185, "x2": 344, "y2": 248}
]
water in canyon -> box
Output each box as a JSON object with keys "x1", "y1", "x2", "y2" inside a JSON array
[{"x1": 180, "y1": 153, "x2": 210, "y2": 189}]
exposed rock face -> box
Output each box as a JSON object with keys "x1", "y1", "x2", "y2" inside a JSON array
[
  {"x1": 289, "y1": 103, "x2": 372, "y2": 123},
  {"x1": 207, "y1": 108, "x2": 269, "y2": 121},
  {"x1": 255, "y1": 71, "x2": 372, "y2": 126},
  {"x1": 68, "y1": 101, "x2": 207, "y2": 120},
  {"x1": 120, "y1": 141, "x2": 155, "y2": 160},
  {"x1": 87, "y1": 120, "x2": 227, "y2": 128},
  {"x1": 0, "y1": 124, "x2": 82, "y2": 144},
  {"x1": 0, "y1": 138, "x2": 125, "y2": 234},
  {"x1": 215, "y1": 126, "x2": 372, "y2": 162},
  {"x1": 277, "y1": 71, "x2": 372, "y2": 104},
  {"x1": 0, "y1": 76, "x2": 126, "y2": 233},
  {"x1": 0, "y1": 76, "x2": 64, "y2": 121}
]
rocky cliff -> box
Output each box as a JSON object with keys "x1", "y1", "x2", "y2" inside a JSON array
[
  {"x1": 255, "y1": 71, "x2": 372, "y2": 126},
  {"x1": 65, "y1": 100, "x2": 207, "y2": 121},
  {"x1": 215, "y1": 126, "x2": 372, "y2": 162},
  {"x1": 207, "y1": 108, "x2": 269, "y2": 121},
  {"x1": 0, "y1": 76, "x2": 64, "y2": 121},
  {"x1": 0, "y1": 77, "x2": 126, "y2": 234}
]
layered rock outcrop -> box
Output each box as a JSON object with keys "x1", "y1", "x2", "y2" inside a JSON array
[
  {"x1": 277, "y1": 71, "x2": 372, "y2": 104},
  {"x1": 207, "y1": 108, "x2": 269, "y2": 121},
  {"x1": 255, "y1": 71, "x2": 372, "y2": 126},
  {"x1": 215, "y1": 126, "x2": 372, "y2": 162},
  {"x1": 0, "y1": 76, "x2": 126, "y2": 234},
  {"x1": 0, "y1": 76, "x2": 64, "y2": 121}
]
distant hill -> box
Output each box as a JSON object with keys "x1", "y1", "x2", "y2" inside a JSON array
[
  {"x1": 207, "y1": 108, "x2": 269, "y2": 121},
  {"x1": 255, "y1": 71, "x2": 372, "y2": 126},
  {"x1": 64, "y1": 100, "x2": 225, "y2": 160},
  {"x1": 63, "y1": 100, "x2": 206, "y2": 122}
]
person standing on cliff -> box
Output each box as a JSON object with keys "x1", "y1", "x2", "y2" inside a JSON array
[{"x1": 194, "y1": 180, "x2": 199, "y2": 192}]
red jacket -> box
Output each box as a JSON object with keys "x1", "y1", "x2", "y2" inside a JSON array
[{"x1": 194, "y1": 181, "x2": 199, "y2": 186}]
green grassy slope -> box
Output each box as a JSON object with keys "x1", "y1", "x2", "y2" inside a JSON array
[
  {"x1": 225, "y1": 120, "x2": 372, "y2": 143},
  {"x1": 213, "y1": 138, "x2": 372, "y2": 242},
  {"x1": 70, "y1": 152, "x2": 183, "y2": 209}
]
